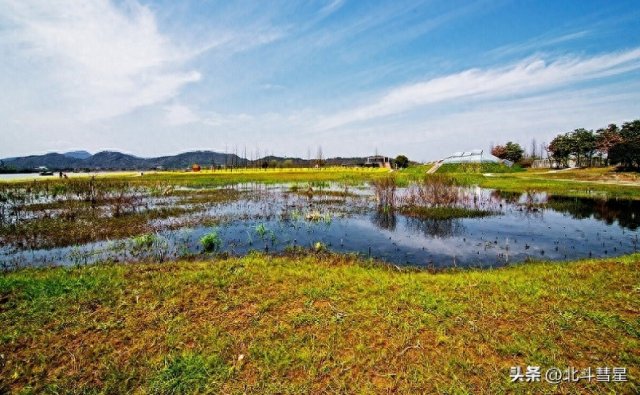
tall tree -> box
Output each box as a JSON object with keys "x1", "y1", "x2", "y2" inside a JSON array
[
  {"x1": 620, "y1": 120, "x2": 640, "y2": 140},
  {"x1": 503, "y1": 142, "x2": 524, "y2": 163},
  {"x1": 548, "y1": 134, "x2": 572, "y2": 168},
  {"x1": 609, "y1": 120, "x2": 640, "y2": 170},
  {"x1": 316, "y1": 146, "x2": 323, "y2": 167},
  {"x1": 595, "y1": 124, "x2": 622, "y2": 165},
  {"x1": 609, "y1": 140, "x2": 640, "y2": 169},
  {"x1": 530, "y1": 138, "x2": 537, "y2": 159},
  {"x1": 540, "y1": 142, "x2": 548, "y2": 160},
  {"x1": 570, "y1": 128, "x2": 596, "y2": 167}
]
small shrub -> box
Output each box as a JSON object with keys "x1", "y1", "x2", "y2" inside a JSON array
[
  {"x1": 200, "y1": 231, "x2": 222, "y2": 253},
  {"x1": 314, "y1": 241, "x2": 327, "y2": 252},
  {"x1": 255, "y1": 223, "x2": 268, "y2": 239},
  {"x1": 403, "y1": 175, "x2": 461, "y2": 207}
]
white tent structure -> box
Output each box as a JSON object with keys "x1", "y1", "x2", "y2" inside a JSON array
[
  {"x1": 428, "y1": 149, "x2": 511, "y2": 173},
  {"x1": 441, "y1": 149, "x2": 508, "y2": 165}
]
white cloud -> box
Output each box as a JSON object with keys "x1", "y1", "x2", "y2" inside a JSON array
[
  {"x1": 305, "y1": 82, "x2": 640, "y2": 161},
  {"x1": 487, "y1": 30, "x2": 591, "y2": 58},
  {"x1": 0, "y1": 0, "x2": 201, "y2": 121},
  {"x1": 165, "y1": 103, "x2": 200, "y2": 126},
  {"x1": 319, "y1": 0, "x2": 345, "y2": 18},
  {"x1": 316, "y1": 48, "x2": 640, "y2": 130}
]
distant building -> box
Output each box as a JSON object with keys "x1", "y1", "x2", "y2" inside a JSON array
[
  {"x1": 365, "y1": 155, "x2": 392, "y2": 169},
  {"x1": 192, "y1": 163, "x2": 201, "y2": 172}
]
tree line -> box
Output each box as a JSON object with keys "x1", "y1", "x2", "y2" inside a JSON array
[
  {"x1": 491, "y1": 119, "x2": 640, "y2": 169},
  {"x1": 547, "y1": 119, "x2": 640, "y2": 169}
]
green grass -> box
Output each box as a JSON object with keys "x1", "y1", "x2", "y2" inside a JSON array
[
  {"x1": 399, "y1": 206, "x2": 497, "y2": 220},
  {"x1": 1, "y1": 253, "x2": 638, "y2": 393},
  {"x1": 416, "y1": 166, "x2": 640, "y2": 200},
  {"x1": 119, "y1": 167, "x2": 390, "y2": 188},
  {"x1": 438, "y1": 162, "x2": 524, "y2": 174},
  {"x1": 471, "y1": 171, "x2": 640, "y2": 200}
]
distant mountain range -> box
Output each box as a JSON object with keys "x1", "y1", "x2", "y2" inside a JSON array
[
  {"x1": 0, "y1": 150, "x2": 371, "y2": 172},
  {"x1": 63, "y1": 150, "x2": 92, "y2": 160}
]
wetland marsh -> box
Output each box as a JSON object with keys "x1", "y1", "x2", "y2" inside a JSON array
[{"x1": 2, "y1": 171, "x2": 640, "y2": 269}]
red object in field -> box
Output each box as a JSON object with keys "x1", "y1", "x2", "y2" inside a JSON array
[{"x1": 192, "y1": 164, "x2": 201, "y2": 172}]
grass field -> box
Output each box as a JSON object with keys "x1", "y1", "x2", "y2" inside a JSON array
[
  {"x1": 430, "y1": 166, "x2": 640, "y2": 200},
  {"x1": 1, "y1": 253, "x2": 638, "y2": 393},
  {"x1": 470, "y1": 168, "x2": 640, "y2": 200}
]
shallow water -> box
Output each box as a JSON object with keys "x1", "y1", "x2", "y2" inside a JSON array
[
  {"x1": 2, "y1": 184, "x2": 639, "y2": 269},
  {"x1": 0, "y1": 173, "x2": 43, "y2": 181}
]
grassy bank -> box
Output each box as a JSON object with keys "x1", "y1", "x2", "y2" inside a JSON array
[
  {"x1": 444, "y1": 167, "x2": 640, "y2": 200},
  {"x1": 1, "y1": 253, "x2": 638, "y2": 393}
]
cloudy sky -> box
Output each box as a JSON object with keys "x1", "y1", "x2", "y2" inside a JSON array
[{"x1": 1, "y1": 0, "x2": 639, "y2": 161}]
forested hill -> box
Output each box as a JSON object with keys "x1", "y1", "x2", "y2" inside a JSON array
[{"x1": 0, "y1": 151, "x2": 370, "y2": 171}]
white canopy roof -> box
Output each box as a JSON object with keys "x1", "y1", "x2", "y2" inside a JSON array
[{"x1": 441, "y1": 149, "x2": 502, "y2": 164}]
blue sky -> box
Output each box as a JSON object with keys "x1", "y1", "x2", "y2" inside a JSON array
[{"x1": 1, "y1": 0, "x2": 639, "y2": 160}]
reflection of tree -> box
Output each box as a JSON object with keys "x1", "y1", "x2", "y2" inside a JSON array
[
  {"x1": 490, "y1": 190, "x2": 520, "y2": 204},
  {"x1": 547, "y1": 196, "x2": 640, "y2": 230},
  {"x1": 404, "y1": 216, "x2": 463, "y2": 238},
  {"x1": 371, "y1": 209, "x2": 397, "y2": 231}
]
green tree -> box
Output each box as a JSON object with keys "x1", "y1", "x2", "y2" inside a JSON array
[
  {"x1": 570, "y1": 128, "x2": 596, "y2": 167},
  {"x1": 609, "y1": 119, "x2": 640, "y2": 170},
  {"x1": 503, "y1": 142, "x2": 524, "y2": 163},
  {"x1": 620, "y1": 120, "x2": 640, "y2": 140},
  {"x1": 548, "y1": 134, "x2": 572, "y2": 168},
  {"x1": 596, "y1": 124, "x2": 622, "y2": 165},
  {"x1": 609, "y1": 141, "x2": 640, "y2": 169},
  {"x1": 394, "y1": 155, "x2": 409, "y2": 168}
]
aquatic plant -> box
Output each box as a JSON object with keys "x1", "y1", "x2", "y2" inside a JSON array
[
  {"x1": 246, "y1": 230, "x2": 254, "y2": 245},
  {"x1": 255, "y1": 223, "x2": 268, "y2": 239},
  {"x1": 403, "y1": 174, "x2": 461, "y2": 207},
  {"x1": 370, "y1": 175, "x2": 397, "y2": 208},
  {"x1": 305, "y1": 211, "x2": 322, "y2": 221},
  {"x1": 133, "y1": 233, "x2": 157, "y2": 249},
  {"x1": 128, "y1": 233, "x2": 169, "y2": 261},
  {"x1": 290, "y1": 209, "x2": 303, "y2": 221},
  {"x1": 200, "y1": 231, "x2": 222, "y2": 253}
]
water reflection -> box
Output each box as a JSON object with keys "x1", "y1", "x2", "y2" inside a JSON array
[
  {"x1": 371, "y1": 209, "x2": 397, "y2": 231},
  {"x1": 404, "y1": 216, "x2": 463, "y2": 238},
  {"x1": 546, "y1": 196, "x2": 640, "y2": 230}
]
